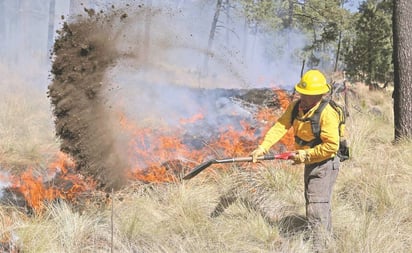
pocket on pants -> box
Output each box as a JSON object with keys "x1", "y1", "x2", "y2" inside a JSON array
[
  {"x1": 312, "y1": 164, "x2": 328, "y2": 178},
  {"x1": 309, "y1": 159, "x2": 332, "y2": 179},
  {"x1": 305, "y1": 159, "x2": 336, "y2": 203}
]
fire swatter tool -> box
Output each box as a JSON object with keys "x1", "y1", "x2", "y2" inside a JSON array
[{"x1": 183, "y1": 151, "x2": 294, "y2": 180}]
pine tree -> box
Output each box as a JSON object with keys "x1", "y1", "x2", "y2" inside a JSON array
[{"x1": 343, "y1": 0, "x2": 392, "y2": 86}]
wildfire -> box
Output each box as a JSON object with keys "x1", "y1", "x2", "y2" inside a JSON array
[
  {"x1": 121, "y1": 87, "x2": 295, "y2": 182},
  {"x1": 1, "y1": 88, "x2": 294, "y2": 212},
  {"x1": 274, "y1": 88, "x2": 292, "y2": 110},
  {"x1": 179, "y1": 113, "x2": 204, "y2": 125},
  {"x1": 4, "y1": 152, "x2": 96, "y2": 211}
]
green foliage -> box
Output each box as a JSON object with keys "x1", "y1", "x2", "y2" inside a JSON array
[
  {"x1": 224, "y1": 0, "x2": 393, "y2": 78},
  {"x1": 343, "y1": 0, "x2": 393, "y2": 85},
  {"x1": 239, "y1": 0, "x2": 284, "y2": 31},
  {"x1": 233, "y1": 0, "x2": 355, "y2": 70},
  {"x1": 293, "y1": 0, "x2": 351, "y2": 68}
]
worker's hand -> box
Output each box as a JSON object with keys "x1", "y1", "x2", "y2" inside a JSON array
[
  {"x1": 250, "y1": 146, "x2": 266, "y2": 163},
  {"x1": 291, "y1": 150, "x2": 309, "y2": 164}
]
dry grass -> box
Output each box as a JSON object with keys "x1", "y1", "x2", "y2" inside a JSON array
[
  {"x1": 1, "y1": 81, "x2": 411, "y2": 252},
  {"x1": 0, "y1": 67, "x2": 60, "y2": 172}
]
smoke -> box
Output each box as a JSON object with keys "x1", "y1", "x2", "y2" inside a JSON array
[
  {"x1": 0, "y1": 172, "x2": 11, "y2": 199},
  {"x1": 48, "y1": 2, "x2": 307, "y2": 190},
  {"x1": 0, "y1": 1, "x2": 71, "y2": 90},
  {"x1": 104, "y1": 2, "x2": 307, "y2": 125},
  {"x1": 103, "y1": 1, "x2": 306, "y2": 89}
]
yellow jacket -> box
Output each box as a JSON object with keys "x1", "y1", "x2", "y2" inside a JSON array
[{"x1": 259, "y1": 100, "x2": 340, "y2": 164}]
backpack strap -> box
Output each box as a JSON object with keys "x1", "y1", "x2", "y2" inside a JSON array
[
  {"x1": 292, "y1": 99, "x2": 329, "y2": 148},
  {"x1": 309, "y1": 99, "x2": 329, "y2": 139},
  {"x1": 291, "y1": 100, "x2": 300, "y2": 124}
]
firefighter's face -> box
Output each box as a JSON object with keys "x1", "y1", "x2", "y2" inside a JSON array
[{"x1": 300, "y1": 94, "x2": 323, "y2": 109}]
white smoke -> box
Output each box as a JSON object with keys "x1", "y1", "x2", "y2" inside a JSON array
[
  {"x1": 103, "y1": 1, "x2": 307, "y2": 89},
  {"x1": 98, "y1": 2, "x2": 308, "y2": 129},
  {"x1": 0, "y1": 171, "x2": 11, "y2": 199}
]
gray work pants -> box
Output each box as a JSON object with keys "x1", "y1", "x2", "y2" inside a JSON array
[{"x1": 304, "y1": 156, "x2": 340, "y2": 248}]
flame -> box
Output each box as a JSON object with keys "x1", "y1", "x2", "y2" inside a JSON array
[
  {"x1": 118, "y1": 88, "x2": 295, "y2": 182},
  {"x1": 179, "y1": 113, "x2": 204, "y2": 125},
  {"x1": 7, "y1": 152, "x2": 96, "y2": 211},
  {"x1": 273, "y1": 88, "x2": 295, "y2": 148},
  {"x1": 274, "y1": 88, "x2": 291, "y2": 110},
  {"x1": 255, "y1": 89, "x2": 295, "y2": 149},
  {"x1": 2, "y1": 88, "x2": 295, "y2": 211}
]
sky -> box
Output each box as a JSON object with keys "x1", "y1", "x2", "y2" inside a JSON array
[{"x1": 344, "y1": 0, "x2": 362, "y2": 12}]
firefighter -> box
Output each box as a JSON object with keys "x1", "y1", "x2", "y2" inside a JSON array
[{"x1": 250, "y1": 69, "x2": 340, "y2": 250}]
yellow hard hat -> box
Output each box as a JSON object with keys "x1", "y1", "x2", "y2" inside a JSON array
[{"x1": 295, "y1": 70, "x2": 330, "y2": 95}]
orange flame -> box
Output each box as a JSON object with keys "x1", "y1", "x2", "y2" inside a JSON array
[
  {"x1": 274, "y1": 88, "x2": 291, "y2": 110},
  {"x1": 4, "y1": 88, "x2": 295, "y2": 211},
  {"x1": 8, "y1": 152, "x2": 96, "y2": 211},
  {"x1": 179, "y1": 113, "x2": 204, "y2": 125},
  {"x1": 117, "y1": 88, "x2": 295, "y2": 182}
]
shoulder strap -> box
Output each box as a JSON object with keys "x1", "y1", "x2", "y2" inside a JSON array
[
  {"x1": 293, "y1": 99, "x2": 329, "y2": 148},
  {"x1": 328, "y1": 99, "x2": 346, "y2": 137},
  {"x1": 290, "y1": 99, "x2": 300, "y2": 125},
  {"x1": 310, "y1": 99, "x2": 329, "y2": 139},
  {"x1": 329, "y1": 100, "x2": 346, "y2": 124}
]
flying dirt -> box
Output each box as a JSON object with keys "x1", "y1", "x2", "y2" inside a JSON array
[
  {"x1": 48, "y1": 3, "x2": 293, "y2": 191},
  {"x1": 48, "y1": 7, "x2": 135, "y2": 190}
]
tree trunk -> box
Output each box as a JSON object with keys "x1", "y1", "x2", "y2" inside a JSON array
[
  {"x1": 334, "y1": 31, "x2": 341, "y2": 72},
  {"x1": 203, "y1": 0, "x2": 223, "y2": 76},
  {"x1": 286, "y1": 0, "x2": 293, "y2": 28},
  {"x1": 242, "y1": 17, "x2": 248, "y2": 59},
  {"x1": 393, "y1": 0, "x2": 412, "y2": 140},
  {"x1": 143, "y1": 0, "x2": 152, "y2": 65},
  {"x1": 225, "y1": 0, "x2": 230, "y2": 44},
  {"x1": 0, "y1": 1, "x2": 4, "y2": 60},
  {"x1": 47, "y1": 0, "x2": 56, "y2": 58}
]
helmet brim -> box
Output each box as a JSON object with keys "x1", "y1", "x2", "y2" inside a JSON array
[{"x1": 295, "y1": 84, "x2": 330, "y2": 95}]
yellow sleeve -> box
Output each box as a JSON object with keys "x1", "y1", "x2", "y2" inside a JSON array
[
  {"x1": 306, "y1": 105, "x2": 340, "y2": 160},
  {"x1": 259, "y1": 101, "x2": 296, "y2": 152}
]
